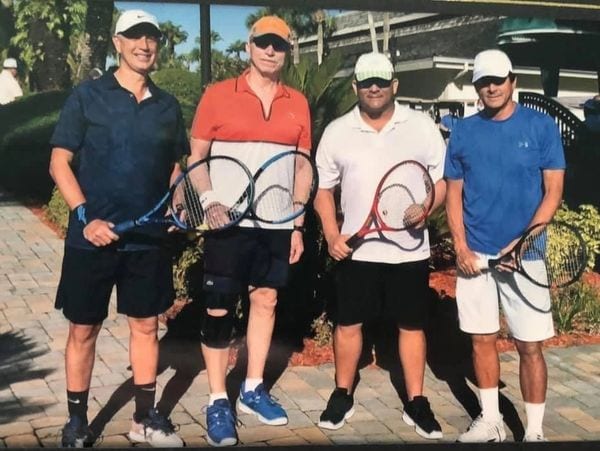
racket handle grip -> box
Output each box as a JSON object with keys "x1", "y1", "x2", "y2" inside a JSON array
[
  {"x1": 345, "y1": 234, "x2": 361, "y2": 249},
  {"x1": 112, "y1": 220, "x2": 135, "y2": 235}
]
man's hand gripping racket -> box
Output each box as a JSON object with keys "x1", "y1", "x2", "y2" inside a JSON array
[
  {"x1": 345, "y1": 160, "x2": 435, "y2": 249},
  {"x1": 476, "y1": 220, "x2": 587, "y2": 293},
  {"x1": 112, "y1": 155, "x2": 254, "y2": 235}
]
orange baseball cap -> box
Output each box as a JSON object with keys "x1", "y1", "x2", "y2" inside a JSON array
[{"x1": 250, "y1": 16, "x2": 291, "y2": 42}]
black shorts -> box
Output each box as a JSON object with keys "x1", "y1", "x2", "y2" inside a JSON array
[
  {"x1": 56, "y1": 246, "x2": 175, "y2": 325},
  {"x1": 202, "y1": 227, "x2": 291, "y2": 307},
  {"x1": 334, "y1": 259, "x2": 431, "y2": 329}
]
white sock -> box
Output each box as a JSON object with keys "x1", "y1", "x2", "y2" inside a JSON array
[
  {"x1": 525, "y1": 402, "x2": 545, "y2": 435},
  {"x1": 208, "y1": 392, "x2": 228, "y2": 406},
  {"x1": 479, "y1": 387, "x2": 501, "y2": 421},
  {"x1": 244, "y1": 378, "x2": 263, "y2": 391}
]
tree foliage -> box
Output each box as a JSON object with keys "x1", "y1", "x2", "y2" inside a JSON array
[
  {"x1": 159, "y1": 20, "x2": 188, "y2": 69},
  {"x1": 282, "y1": 52, "x2": 355, "y2": 149},
  {"x1": 76, "y1": 0, "x2": 114, "y2": 81},
  {"x1": 0, "y1": 0, "x2": 15, "y2": 57},
  {"x1": 11, "y1": 0, "x2": 86, "y2": 90}
]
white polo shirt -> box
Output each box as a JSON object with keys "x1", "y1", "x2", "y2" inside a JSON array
[
  {"x1": 316, "y1": 102, "x2": 446, "y2": 264},
  {"x1": 0, "y1": 69, "x2": 23, "y2": 105}
]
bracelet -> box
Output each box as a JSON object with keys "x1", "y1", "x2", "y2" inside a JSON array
[
  {"x1": 293, "y1": 225, "x2": 305, "y2": 233},
  {"x1": 74, "y1": 203, "x2": 87, "y2": 226}
]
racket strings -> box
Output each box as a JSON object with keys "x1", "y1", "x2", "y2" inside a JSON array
[
  {"x1": 375, "y1": 162, "x2": 434, "y2": 230},
  {"x1": 172, "y1": 160, "x2": 251, "y2": 231},
  {"x1": 377, "y1": 184, "x2": 415, "y2": 228},
  {"x1": 253, "y1": 185, "x2": 293, "y2": 221},
  {"x1": 520, "y1": 224, "x2": 586, "y2": 288},
  {"x1": 252, "y1": 152, "x2": 316, "y2": 223}
]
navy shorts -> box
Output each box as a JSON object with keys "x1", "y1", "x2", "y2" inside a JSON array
[
  {"x1": 202, "y1": 227, "x2": 291, "y2": 308},
  {"x1": 334, "y1": 258, "x2": 431, "y2": 329},
  {"x1": 55, "y1": 245, "x2": 175, "y2": 325}
]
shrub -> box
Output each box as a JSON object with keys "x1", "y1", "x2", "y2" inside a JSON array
[
  {"x1": 552, "y1": 281, "x2": 600, "y2": 333},
  {"x1": 45, "y1": 187, "x2": 69, "y2": 236},
  {"x1": 0, "y1": 90, "x2": 70, "y2": 202},
  {"x1": 151, "y1": 68, "x2": 202, "y2": 128},
  {"x1": 555, "y1": 203, "x2": 600, "y2": 270}
]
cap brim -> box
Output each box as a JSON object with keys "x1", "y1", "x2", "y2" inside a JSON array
[
  {"x1": 251, "y1": 32, "x2": 289, "y2": 42},
  {"x1": 118, "y1": 23, "x2": 162, "y2": 38},
  {"x1": 472, "y1": 71, "x2": 510, "y2": 83},
  {"x1": 355, "y1": 73, "x2": 393, "y2": 82}
]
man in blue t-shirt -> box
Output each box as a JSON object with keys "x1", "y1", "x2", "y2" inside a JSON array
[
  {"x1": 49, "y1": 10, "x2": 188, "y2": 448},
  {"x1": 444, "y1": 49, "x2": 565, "y2": 443}
]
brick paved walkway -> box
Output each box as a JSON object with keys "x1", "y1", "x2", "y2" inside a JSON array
[{"x1": 1, "y1": 196, "x2": 599, "y2": 447}]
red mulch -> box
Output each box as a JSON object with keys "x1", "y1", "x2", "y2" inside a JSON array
[
  {"x1": 28, "y1": 205, "x2": 600, "y2": 366},
  {"x1": 29, "y1": 205, "x2": 65, "y2": 238}
]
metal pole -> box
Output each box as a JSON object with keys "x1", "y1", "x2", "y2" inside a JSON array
[{"x1": 200, "y1": 1, "x2": 211, "y2": 90}]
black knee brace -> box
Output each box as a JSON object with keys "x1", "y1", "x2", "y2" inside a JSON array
[{"x1": 200, "y1": 309, "x2": 235, "y2": 349}]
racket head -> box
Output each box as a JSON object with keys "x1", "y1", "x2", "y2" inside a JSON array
[
  {"x1": 515, "y1": 220, "x2": 587, "y2": 289},
  {"x1": 250, "y1": 150, "x2": 318, "y2": 224},
  {"x1": 373, "y1": 160, "x2": 435, "y2": 231},
  {"x1": 170, "y1": 155, "x2": 254, "y2": 233}
]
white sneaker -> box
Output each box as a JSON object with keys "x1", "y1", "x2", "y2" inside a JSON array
[
  {"x1": 524, "y1": 432, "x2": 547, "y2": 442},
  {"x1": 128, "y1": 408, "x2": 184, "y2": 448},
  {"x1": 457, "y1": 414, "x2": 506, "y2": 443}
]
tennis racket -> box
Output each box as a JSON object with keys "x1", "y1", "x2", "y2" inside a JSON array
[
  {"x1": 477, "y1": 220, "x2": 587, "y2": 290},
  {"x1": 112, "y1": 155, "x2": 254, "y2": 235},
  {"x1": 346, "y1": 160, "x2": 435, "y2": 249},
  {"x1": 242, "y1": 150, "x2": 318, "y2": 224}
]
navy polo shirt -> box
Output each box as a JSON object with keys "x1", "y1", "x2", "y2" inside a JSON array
[{"x1": 50, "y1": 72, "x2": 190, "y2": 250}]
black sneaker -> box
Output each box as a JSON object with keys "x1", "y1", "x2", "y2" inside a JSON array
[
  {"x1": 402, "y1": 396, "x2": 443, "y2": 439},
  {"x1": 318, "y1": 387, "x2": 355, "y2": 430},
  {"x1": 61, "y1": 416, "x2": 92, "y2": 448}
]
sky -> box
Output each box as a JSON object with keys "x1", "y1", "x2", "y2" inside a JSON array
[{"x1": 115, "y1": 2, "x2": 260, "y2": 56}]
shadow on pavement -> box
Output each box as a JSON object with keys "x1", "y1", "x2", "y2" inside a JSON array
[
  {"x1": 0, "y1": 330, "x2": 54, "y2": 424},
  {"x1": 353, "y1": 288, "x2": 525, "y2": 441},
  {"x1": 89, "y1": 300, "x2": 206, "y2": 439}
]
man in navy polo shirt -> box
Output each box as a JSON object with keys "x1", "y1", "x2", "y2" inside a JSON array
[{"x1": 49, "y1": 10, "x2": 188, "y2": 448}]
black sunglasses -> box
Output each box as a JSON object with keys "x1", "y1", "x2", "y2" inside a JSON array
[
  {"x1": 252, "y1": 35, "x2": 290, "y2": 52},
  {"x1": 356, "y1": 78, "x2": 392, "y2": 90},
  {"x1": 474, "y1": 76, "x2": 510, "y2": 88}
]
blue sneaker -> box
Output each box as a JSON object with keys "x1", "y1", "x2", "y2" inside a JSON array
[
  {"x1": 206, "y1": 399, "x2": 238, "y2": 447},
  {"x1": 238, "y1": 383, "x2": 288, "y2": 425}
]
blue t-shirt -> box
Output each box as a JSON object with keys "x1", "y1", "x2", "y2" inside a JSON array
[
  {"x1": 50, "y1": 72, "x2": 190, "y2": 250},
  {"x1": 444, "y1": 104, "x2": 565, "y2": 254}
]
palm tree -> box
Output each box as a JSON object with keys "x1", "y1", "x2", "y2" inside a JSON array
[
  {"x1": 282, "y1": 53, "x2": 355, "y2": 149},
  {"x1": 226, "y1": 39, "x2": 246, "y2": 59},
  {"x1": 160, "y1": 20, "x2": 188, "y2": 68},
  {"x1": 79, "y1": 0, "x2": 114, "y2": 79}
]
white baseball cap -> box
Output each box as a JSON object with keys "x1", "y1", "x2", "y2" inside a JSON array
[
  {"x1": 3, "y1": 58, "x2": 17, "y2": 69},
  {"x1": 114, "y1": 9, "x2": 161, "y2": 36},
  {"x1": 472, "y1": 49, "x2": 513, "y2": 83},
  {"x1": 354, "y1": 52, "x2": 394, "y2": 82}
]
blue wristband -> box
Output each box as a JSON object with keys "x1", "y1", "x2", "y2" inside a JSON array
[{"x1": 74, "y1": 203, "x2": 87, "y2": 226}]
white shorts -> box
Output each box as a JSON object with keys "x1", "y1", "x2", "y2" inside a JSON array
[{"x1": 456, "y1": 252, "x2": 554, "y2": 342}]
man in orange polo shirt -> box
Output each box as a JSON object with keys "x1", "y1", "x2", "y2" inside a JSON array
[{"x1": 189, "y1": 15, "x2": 311, "y2": 447}]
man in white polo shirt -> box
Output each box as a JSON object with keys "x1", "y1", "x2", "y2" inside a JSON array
[
  {"x1": 313, "y1": 52, "x2": 447, "y2": 439},
  {"x1": 0, "y1": 58, "x2": 23, "y2": 105}
]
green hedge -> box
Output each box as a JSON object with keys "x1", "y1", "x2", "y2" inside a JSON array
[
  {"x1": 151, "y1": 68, "x2": 202, "y2": 129},
  {"x1": 0, "y1": 90, "x2": 70, "y2": 202}
]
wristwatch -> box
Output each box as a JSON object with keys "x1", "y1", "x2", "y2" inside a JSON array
[{"x1": 293, "y1": 225, "x2": 306, "y2": 233}]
